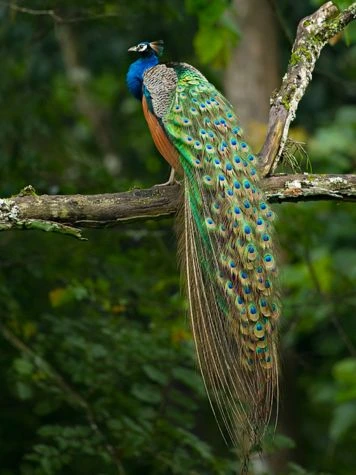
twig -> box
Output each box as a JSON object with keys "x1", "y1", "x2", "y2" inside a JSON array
[
  {"x1": 1, "y1": 1, "x2": 62, "y2": 21},
  {"x1": 259, "y1": 1, "x2": 356, "y2": 176},
  {"x1": 0, "y1": 1, "x2": 119, "y2": 23}
]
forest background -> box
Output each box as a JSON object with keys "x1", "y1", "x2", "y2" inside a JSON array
[{"x1": 1, "y1": 0, "x2": 356, "y2": 474}]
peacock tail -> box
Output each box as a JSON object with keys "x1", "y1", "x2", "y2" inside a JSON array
[{"x1": 127, "y1": 41, "x2": 281, "y2": 466}]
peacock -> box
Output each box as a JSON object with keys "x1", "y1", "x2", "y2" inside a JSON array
[{"x1": 126, "y1": 40, "x2": 280, "y2": 469}]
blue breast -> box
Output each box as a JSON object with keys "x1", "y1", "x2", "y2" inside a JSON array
[{"x1": 126, "y1": 55, "x2": 159, "y2": 100}]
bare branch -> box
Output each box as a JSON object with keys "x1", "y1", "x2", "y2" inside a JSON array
[
  {"x1": 1, "y1": 174, "x2": 356, "y2": 234},
  {"x1": 259, "y1": 1, "x2": 356, "y2": 176},
  {"x1": 0, "y1": 1, "x2": 119, "y2": 23},
  {"x1": 0, "y1": 1, "x2": 62, "y2": 21},
  {"x1": 263, "y1": 173, "x2": 356, "y2": 202}
]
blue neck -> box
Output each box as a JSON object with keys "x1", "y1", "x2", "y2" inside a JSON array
[{"x1": 127, "y1": 54, "x2": 159, "y2": 100}]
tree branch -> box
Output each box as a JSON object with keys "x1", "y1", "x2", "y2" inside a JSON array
[
  {"x1": 1, "y1": 174, "x2": 355, "y2": 234},
  {"x1": 259, "y1": 1, "x2": 356, "y2": 175}
]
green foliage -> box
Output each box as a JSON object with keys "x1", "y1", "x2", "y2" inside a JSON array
[
  {"x1": 286, "y1": 462, "x2": 331, "y2": 475},
  {"x1": 13, "y1": 314, "x2": 232, "y2": 474},
  {"x1": 1, "y1": 228, "x2": 238, "y2": 474},
  {"x1": 308, "y1": 106, "x2": 356, "y2": 172},
  {"x1": 185, "y1": 0, "x2": 239, "y2": 66},
  {"x1": 0, "y1": 0, "x2": 356, "y2": 474},
  {"x1": 312, "y1": 0, "x2": 355, "y2": 8}
]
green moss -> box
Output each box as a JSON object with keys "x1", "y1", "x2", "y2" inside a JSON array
[
  {"x1": 290, "y1": 52, "x2": 302, "y2": 66},
  {"x1": 18, "y1": 185, "x2": 37, "y2": 197},
  {"x1": 290, "y1": 46, "x2": 313, "y2": 66},
  {"x1": 281, "y1": 97, "x2": 291, "y2": 110},
  {"x1": 281, "y1": 85, "x2": 296, "y2": 111},
  {"x1": 58, "y1": 209, "x2": 69, "y2": 219},
  {"x1": 300, "y1": 47, "x2": 313, "y2": 62},
  {"x1": 23, "y1": 219, "x2": 87, "y2": 240}
]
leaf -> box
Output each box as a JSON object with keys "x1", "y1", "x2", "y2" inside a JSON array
[
  {"x1": 311, "y1": 0, "x2": 354, "y2": 7},
  {"x1": 14, "y1": 357, "x2": 34, "y2": 375},
  {"x1": 333, "y1": 358, "x2": 356, "y2": 401},
  {"x1": 194, "y1": 26, "x2": 225, "y2": 64},
  {"x1": 332, "y1": 0, "x2": 355, "y2": 9},
  {"x1": 23, "y1": 321, "x2": 37, "y2": 339},
  {"x1": 333, "y1": 358, "x2": 356, "y2": 384},
  {"x1": 169, "y1": 389, "x2": 198, "y2": 411},
  {"x1": 344, "y1": 22, "x2": 356, "y2": 46},
  {"x1": 48, "y1": 288, "x2": 69, "y2": 307},
  {"x1": 131, "y1": 383, "x2": 162, "y2": 404},
  {"x1": 263, "y1": 429, "x2": 296, "y2": 454},
  {"x1": 90, "y1": 343, "x2": 108, "y2": 359},
  {"x1": 16, "y1": 381, "x2": 33, "y2": 400},
  {"x1": 71, "y1": 284, "x2": 89, "y2": 301},
  {"x1": 329, "y1": 402, "x2": 356, "y2": 441},
  {"x1": 185, "y1": 0, "x2": 227, "y2": 18},
  {"x1": 142, "y1": 364, "x2": 169, "y2": 385},
  {"x1": 176, "y1": 428, "x2": 213, "y2": 460},
  {"x1": 172, "y1": 367, "x2": 204, "y2": 395}
]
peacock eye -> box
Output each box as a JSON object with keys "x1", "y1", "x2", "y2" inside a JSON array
[{"x1": 138, "y1": 44, "x2": 147, "y2": 51}]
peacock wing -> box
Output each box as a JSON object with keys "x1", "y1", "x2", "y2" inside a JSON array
[{"x1": 142, "y1": 64, "x2": 182, "y2": 173}]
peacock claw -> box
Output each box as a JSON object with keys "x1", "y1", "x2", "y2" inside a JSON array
[
  {"x1": 153, "y1": 168, "x2": 179, "y2": 187},
  {"x1": 154, "y1": 179, "x2": 180, "y2": 187}
]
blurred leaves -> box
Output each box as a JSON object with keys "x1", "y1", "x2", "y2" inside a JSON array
[
  {"x1": 0, "y1": 0, "x2": 356, "y2": 474},
  {"x1": 329, "y1": 402, "x2": 356, "y2": 441},
  {"x1": 308, "y1": 106, "x2": 356, "y2": 172},
  {"x1": 311, "y1": 0, "x2": 355, "y2": 10},
  {"x1": 186, "y1": 0, "x2": 239, "y2": 67},
  {"x1": 333, "y1": 358, "x2": 356, "y2": 401}
]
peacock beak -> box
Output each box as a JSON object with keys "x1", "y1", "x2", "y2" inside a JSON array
[{"x1": 128, "y1": 45, "x2": 139, "y2": 52}]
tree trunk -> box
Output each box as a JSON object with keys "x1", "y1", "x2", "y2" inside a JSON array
[
  {"x1": 224, "y1": 0, "x2": 279, "y2": 139},
  {"x1": 56, "y1": 24, "x2": 121, "y2": 175}
]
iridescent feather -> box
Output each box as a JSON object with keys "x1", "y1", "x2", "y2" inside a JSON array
[{"x1": 127, "y1": 41, "x2": 280, "y2": 469}]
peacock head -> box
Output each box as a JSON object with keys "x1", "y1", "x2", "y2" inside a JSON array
[{"x1": 128, "y1": 40, "x2": 164, "y2": 57}]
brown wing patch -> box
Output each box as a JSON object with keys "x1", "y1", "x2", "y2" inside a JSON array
[{"x1": 142, "y1": 95, "x2": 182, "y2": 175}]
